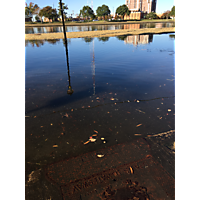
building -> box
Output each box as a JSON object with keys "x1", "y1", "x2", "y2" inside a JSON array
[
  {"x1": 124, "y1": 0, "x2": 157, "y2": 20},
  {"x1": 126, "y1": 0, "x2": 157, "y2": 13}
]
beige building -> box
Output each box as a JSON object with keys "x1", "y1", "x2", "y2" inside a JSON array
[{"x1": 124, "y1": 0, "x2": 157, "y2": 20}]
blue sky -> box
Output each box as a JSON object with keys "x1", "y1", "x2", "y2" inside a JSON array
[{"x1": 25, "y1": 0, "x2": 175, "y2": 16}]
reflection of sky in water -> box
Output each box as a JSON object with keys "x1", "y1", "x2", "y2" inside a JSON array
[{"x1": 25, "y1": 34, "x2": 175, "y2": 99}]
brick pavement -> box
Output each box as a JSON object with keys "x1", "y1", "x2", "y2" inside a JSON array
[{"x1": 45, "y1": 138, "x2": 174, "y2": 200}]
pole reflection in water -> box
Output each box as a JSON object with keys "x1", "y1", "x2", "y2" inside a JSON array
[
  {"x1": 65, "y1": 39, "x2": 74, "y2": 95},
  {"x1": 59, "y1": 0, "x2": 73, "y2": 95}
]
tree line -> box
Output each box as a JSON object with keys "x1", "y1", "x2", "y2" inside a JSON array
[
  {"x1": 25, "y1": 2, "x2": 129, "y2": 22},
  {"x1": 25, "y1": 2, "x2": 175, "y2": 22}
]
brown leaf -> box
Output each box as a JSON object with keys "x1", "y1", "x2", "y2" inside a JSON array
[{"x1": 136, "y1": 124, "x2": 142, "y2": 127}]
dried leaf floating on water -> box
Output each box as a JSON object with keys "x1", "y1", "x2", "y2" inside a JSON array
[
  {"x1": 53, "y1": 145, "x2": 58, "y2": 148},
  {"x1": 134, "y1": 134, "x2": 142, "y2": 136},
  {"x1": 97, "y1": 154, "x2": 104, "y2": 158},
  {"x1": 130, "y1": 167, "x2": 134, "y2": 174},
  {"x1": 136, "y1": 124, "x2": 142, "y2": 127},
  {"x1": 83, "y1": 141, "x2": 90, "y2": 145},
  {"x1": 94, "y1": 130, "x2": 98, "y2": 134},
  {"x1": 89, "y1": 138, "x2": 96, "y2": 142}
]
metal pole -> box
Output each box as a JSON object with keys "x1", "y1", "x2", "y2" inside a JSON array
[
  {"x1": 59, "y1": 0, "x2": 73, "y2": 95},
  {"x1": 59, "y1": 0, "x2": 67, "y2": 45}
]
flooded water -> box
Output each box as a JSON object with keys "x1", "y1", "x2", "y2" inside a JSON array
[
  {"x1": 25, "y1": 22, "x2": 175, "y2": 34},
  {"x1": 25, "y1": 33, "x2": 175, "y2": 199}
]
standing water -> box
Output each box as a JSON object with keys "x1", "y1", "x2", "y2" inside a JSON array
[{"x1": 25, "y1": 33, "x2": 175, "y2": 199}]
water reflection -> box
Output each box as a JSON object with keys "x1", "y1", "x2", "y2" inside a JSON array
[
  {"x1": 25, "y1": 33, "x2": 155, "y2": 47},
  {"x1": 25, "y1": 33, "x2": 175, "y2": 47},
  {"x1": 124, "y1": 34, "x2": 153, "y2": 46},
  {"x1": 25, "y1": 22, "x2": 175, "y2": 34},
  {"x1": 25, "y1": 33, "x2": 175, "y2": 199}
]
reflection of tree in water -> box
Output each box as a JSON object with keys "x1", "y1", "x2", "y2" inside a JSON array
[
  {"x1": 169, "y1": 34, "x2": 175, "y2": 39},
  {"x1": 45, "y1": 39, "x2": 60, "y2": 44},
  {"x1": 83, "y1": 37, "x2": 109, "y2": 43},
  {"x1": 116, "y1": 35, "x2": 128, "y2": 41},
  {"x1": 25, "y1": 40, "x2": 45, "y2": 47},
  {"x1": 25, "y1": 39, "x2": 65, "y2": 47},
  {"x1": 83, "y1": 37, "x2": 94, "y2": 43},
  {"x1": 98, "y1": 37, "x2": 110, "y2": 42}
]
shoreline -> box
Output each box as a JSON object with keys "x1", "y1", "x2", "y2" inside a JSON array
[
  {"x1": 25, "y1": 27, "x2": 175, "y2": 40},
  {"x1": 25, "y1": 20, "x2": 175, "y2": 27}
]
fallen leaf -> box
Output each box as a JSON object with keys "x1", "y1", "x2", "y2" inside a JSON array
[
  {"x1": 50, "y1": 123, "x2": 53, "y2": 126},
  {"x1": 101, "y1": 137, "x2": 105, "y2": 140},
  {"x1": 89, "y1": 138, "x2": 96, "y2": 142},
  {"x1": 53, "y1": 145, "x2": 58, "y2": 148},
  {"x1": 134, "y1": 134, "x2": 141, "y2": 136},
  {"x1": 97, "y1": 154, "x2": 104, "y2": 158},
  {"x1": 84, "y1": 141, "x2": 90, "y2": 145},
  {"x1": 92, "y1": 134, "x2": 97, "y2": 137},
  {"x1": 64, "y1": 113, "x2": 69, "y2": 117},
  {"x1": 136, "y1": 124, "x2": 142, "y2": 127},
  {"x1": 96, "y1": 97, "x2": 100, "y2": 99},
  {"x1": 110, "y1": 98, "x2": 115, "y2": 101},
  {"x1": 130, "y1": 167, "x2": 133, "y2": 174},
  {"x1": 94, "y1": 130, "x2": 98, "y2": 133}
]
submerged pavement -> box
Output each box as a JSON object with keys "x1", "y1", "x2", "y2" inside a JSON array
[{"x1": 26, "y1": 133, "x2": 175, "y2": 200}]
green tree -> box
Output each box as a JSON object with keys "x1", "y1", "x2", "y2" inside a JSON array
[
  {"x1": 25, "y1": 2, "x2": 39, "y2": 17},
  {"x1": 80, "y1": 6, "x2": 95, "y2": 19},
  {"x1": 39, "y1": 6, "x2": 58, "y2": 22},
  {"x1": 170, "y1": 6, "x2": 175, "y2": 18},
  {"x1": 146, "y1": 12, "x2": 159, "y2": 19},
  {"x1": 35, "y1": 15, "x2": 39, "y2": 21},
  {"x1": 58, "y1": 1, "x2": 68, "y2": 18},
  {"x1": 96, "y1": 4, "x2": 111, "y2": 19},
  {"x1": 116, "y1": 5, "x2": 130, "y2": 19}
]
